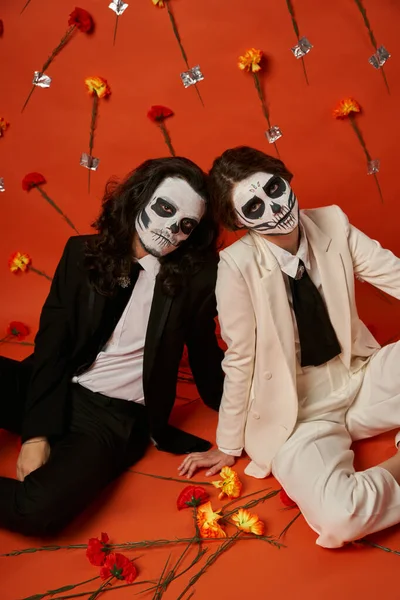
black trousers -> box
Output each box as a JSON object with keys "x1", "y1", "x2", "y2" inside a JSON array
[{"x1": 0, "y1": 356, "x2": 150, "y2": 537}]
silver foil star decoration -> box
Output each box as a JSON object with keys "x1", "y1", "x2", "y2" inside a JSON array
[
  {"x1": 80, "y1": 153, "x2": 100, "y2": 171},
  {"x1": 109, "y1": 0, "x2": 128, "y2": 15},
  {"x1": 265, "y1": 126, "x2": 283, "y2": 144},
  {"x1": 180, "y1": 65, "x2": 204, "y2": 89},
  {"x1": 369, "y1": 46, "x2": 391, "y2": 70},
  {"x1": 291, "y1": 36, "x2": 313, "y2": 59},
  {"x1": 32, "y1": 71, "x2": 52, "y2": 88}
]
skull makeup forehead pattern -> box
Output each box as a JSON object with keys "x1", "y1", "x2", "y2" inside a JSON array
[
  {"x1": 135, "y1": 177, "x2": 206, "y2": 257},
  {"x1": 232, "y1": 171, "x2": 299, "y2": 235}
]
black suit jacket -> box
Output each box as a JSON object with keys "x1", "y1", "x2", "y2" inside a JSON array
[{"x1": 21, "y1": 236, "x2": 224, "y2": 442}]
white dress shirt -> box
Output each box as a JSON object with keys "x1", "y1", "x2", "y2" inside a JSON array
[{"x1": 73, "y1": 254, "x2": 160, "y2": 404}]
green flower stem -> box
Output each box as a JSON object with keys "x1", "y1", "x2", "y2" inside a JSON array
[
  {"x1": 349, "y1": 116, "x2": 384, "y2": 203},
  {"x1": 29, "y1": 266, "x2": 53, "y2": 281},
  {"x1": 175, "y1": 532, "x2": 241, "y2": 600},
  {"x1": 353, "y1": 0, "x2": 390, "y2": 93},
  {"x1": 36, "y1": 186, "x2": 79, "y2": 234},
  {"x1": 21, "y1": 575, "x2": 99, "y2": 600},
  {"x1": 129, "y1": 469, "x2": 214, "y2": 486},
  {"x1": 165, "y1": 0, "x2": 204, "y2": 106},
  {"x1": 88, "y1": 93, "x2": 99, "y2": 193},
  {"x1": 278, "y1": 510, "x2": 302, "y2": 539},
  {"x1": 355, "y1": 539, "x2": 400, "y2": 556},
  {"x1": 159, "y1": 122, "x2": 176, "y2": 156},
  {"x1": 21, "y1": 26, "x2": 76, "y2": 111}
]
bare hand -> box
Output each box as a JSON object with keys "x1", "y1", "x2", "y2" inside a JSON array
[
  {"x1": 16, "y1": 438, "x2": 50, "y2": 481},
  {"x1": 178, "y1": 449, "x2": 236, "y2": 479}
]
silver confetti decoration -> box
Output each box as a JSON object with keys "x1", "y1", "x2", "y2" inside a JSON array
[
  {"x1": 109, "y1": 0, "x2": 128, "y2": 15},
  {"x1": 180, "y1": 65, "x2": 204, "y2": 88},
  {"x1": 80, "y1": 153, "x2": 100, "y2": 171},
  {"x1": 265, "y1": 126, "x2": 283, "y2": 144},
  {"x1": 368, "y1": 46, "x2": 391, "y2": 70},
  {"x1": 32, "y1": 71, "x2": 52, "y2": 88},
  {"x1": 367, "y1": 159, "x2": 380, "y2": 175},
  {"x1": 0, "y1": 178, "x2": 5, "y2": 192},
  {"x1": 291, "y1": 36, "x2": 313, "y2": 59}
]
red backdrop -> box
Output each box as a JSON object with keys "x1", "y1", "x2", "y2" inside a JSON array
[{"x1": 1, "y1": 0, "x2": 400, "y2": 358}]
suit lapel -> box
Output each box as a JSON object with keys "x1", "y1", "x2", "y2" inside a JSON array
[
  {"x1": 250, "y1": 232, "x2": 297, "y2": 383},
  {"x1": 143, "y1": 276, "x2": 173, "y2": 387},
  {"x1": 301, "y1": 213, "x2": 352, "y2": 362}
]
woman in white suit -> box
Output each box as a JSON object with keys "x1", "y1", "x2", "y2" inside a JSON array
[{"x1": 179, "y1": 146, "x2": 400, "y2": 549}]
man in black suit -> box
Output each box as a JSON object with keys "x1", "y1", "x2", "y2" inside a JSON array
[{"x1": 0, "y1": 157, "x2": 224, "y2": 536}]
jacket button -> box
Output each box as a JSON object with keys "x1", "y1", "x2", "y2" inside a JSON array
[
  {"x1": 252, "y1": 412, "x2": 260, "y2": 420},
  {"x1": 264, "y1": 371, "x2": 272, "y2": 380}
]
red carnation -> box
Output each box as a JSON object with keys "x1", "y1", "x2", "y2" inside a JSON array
[
  {"x1": 68, "y1": 7, "x2": 93, "y2": 33},
  {"x1": 147, "y1": 105, "x2": 174, "y2": 123},
  {"x1": 6, "y1": 321, "x2": 30, "y2": 341},
  {"x1": 22, "y1": 172, "x2": 46, "y2": 191},
  {"x1": 86, "y1": 532, "x2": 110, "y2": 566},
  {"x1": 177, "y1": 485, "x2": 209, "y2": 510},
  {"x1": 100, "y1": 553, "x2": 137, "y2": 583},
  {"x1": 280, "y1": 489, "x2": 298, "y2": 509},
  {"x1": 0, "y1": 20, "x2": 3, "y2": 37}
]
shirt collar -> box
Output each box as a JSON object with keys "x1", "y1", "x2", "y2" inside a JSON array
[
  {"x1": 262, "y1": 224, "x2": 310, "y2": 278},
  {"x1": 137, "y1": 254, "x2": 160, "y2": 278}
]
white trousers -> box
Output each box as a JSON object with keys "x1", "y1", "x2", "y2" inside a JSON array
[{"x1": 271, "y1": 342, "x2": 400, "y2": 549}]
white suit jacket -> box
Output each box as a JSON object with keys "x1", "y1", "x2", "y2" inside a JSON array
[{"x1": 216, "y1": 206, "x2": 400, "y2": 479}]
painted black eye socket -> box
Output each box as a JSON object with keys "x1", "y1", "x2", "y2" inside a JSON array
[
  {"x1": 242, "y1": 196, "x2": 265, "y2": 220},
  {"x1": 181, "y1": 218, "x2": 198, "y2": 235},
  {"x1": 263, "y1": 176, "x2": 286, "y2": 199},
  {"x1": 152, "y1": 198, "x2": 177, "y2": 217}
]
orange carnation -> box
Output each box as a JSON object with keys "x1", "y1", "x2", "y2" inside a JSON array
[
  {"x1": 85, "y1": 76, "x2": 111, "y2": 99},
  {"x1": 232, "y1": 508, "x2": 265, "y2": 536},
  {"x1": 8, "y1": 252, "x2": 31, "y2": 274},
  {"x1": 196, "y1": 501, "x2": 226, "y2": 539},
  {"x1": 152, "y1": 0, "x2": 165, "y2": 6},
  {"x1": 238, "y1": 48, "x2": 263, "y2": 72},
  {"x1": 197, "y1": 501, "x2": 222, "y2": 527},
  {"x1": 199, "y1": 520, "x2": 227, "y2": 539},
  {"x1": 212, "y1": 466, "x2": 242, "y2": 500},
  {"x1": 333, "y1": 97, "x2": 361, "y2": 119}
]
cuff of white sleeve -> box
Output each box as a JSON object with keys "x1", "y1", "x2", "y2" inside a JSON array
[{"x1": 218, "y1": 446, "x2": 243, "y2": 457}]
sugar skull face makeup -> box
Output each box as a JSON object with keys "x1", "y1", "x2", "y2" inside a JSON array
[
  {"x1": 232, "y1": 171, "x2": 299, "y2": 235},
  {"x1": 135, "y1": 177, "x2": 206, "y2": 257}
]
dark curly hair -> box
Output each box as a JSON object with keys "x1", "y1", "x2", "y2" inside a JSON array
[
  {"x1": 84, "y1": 157, "x2": 219, "y2": 297},
  {"x1": 209, "y1": 146, "x2": 293, "y2": 231}
]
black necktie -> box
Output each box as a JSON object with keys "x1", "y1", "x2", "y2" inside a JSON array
[{"x1": 288, "y1": 260, "x2": 341, "y2": 367}]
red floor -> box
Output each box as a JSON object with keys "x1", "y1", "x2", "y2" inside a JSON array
[{"x1": 1, "y1": 374, "x2": 400, "y2": 600}]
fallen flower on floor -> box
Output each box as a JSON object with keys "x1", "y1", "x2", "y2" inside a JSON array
[
  {"x1": 177, "y1": 485, "x2": 209, "y2": 510},
  {"x1": 86, "y1": 532, "x2": 111, "y2": 566},
  {"x1": 212, "y1": 466, "x2": 242, "y2": 500},
  {"x1": 197, "y1": 500, "x2": 226, "y2": 538},
  {"x1": 100, "y1": 552, "x2": 137, "y2": 582},
  {"x1": 280, "y1": 489, "x2": 298, "y2": 509},
  {"x1": 232, "y1": 508, "x2": 265, "y2": 535},
  {"x1": 6, "y1": 321, "x2": 30, "y2": 341}
]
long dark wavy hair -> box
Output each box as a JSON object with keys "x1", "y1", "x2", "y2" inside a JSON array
[
  {"x1": 209, "y1": 146, "x2": 293, "y2": 230},
  {"x1": 84, "y1": 157, "x2": 219, "y2": 297}
]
